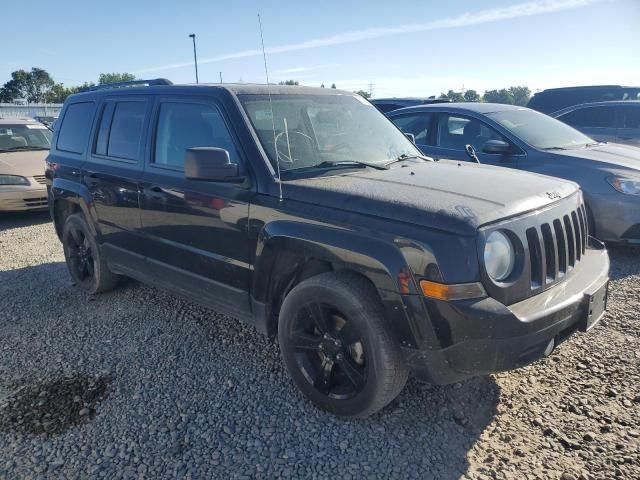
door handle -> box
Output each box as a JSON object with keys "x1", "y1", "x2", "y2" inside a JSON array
[
  {"x1": 146, "y1": 185, "x2": 167, "y2": 202},
  {"x1": 149, "y1": 186, "x2": 164, "y2": 193}
]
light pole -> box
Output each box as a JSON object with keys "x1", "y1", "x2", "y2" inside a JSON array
[{"x1": 188, "y1": 34, "x2": 199, "y2": 84}]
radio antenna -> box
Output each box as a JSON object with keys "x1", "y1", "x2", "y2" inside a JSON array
[{"x1": 258, "y1": 13, "x2": 283, "y2": 202}]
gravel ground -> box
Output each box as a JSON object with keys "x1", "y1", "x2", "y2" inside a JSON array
[{"x1": 0, "y1": 211, "x2": 638, "y2": 480}]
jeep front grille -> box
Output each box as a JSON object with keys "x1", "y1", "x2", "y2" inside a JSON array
[
  {"x1": 525, "y1": 204, "x2": 588, "y2": 289},
  {"x1": 479, "y1": 193, "x2": 590, "y2": 306}
]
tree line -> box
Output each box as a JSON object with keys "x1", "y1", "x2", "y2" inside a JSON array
[
  {"x1": 0, "y1": 68, "x2": 136, "y2": 103},
  {"x1": 1, "y1": 68, "x2": 531, "y2": 107},
  {"x1": 438, "y1": 86, "x2": 531, "y2": 106}
]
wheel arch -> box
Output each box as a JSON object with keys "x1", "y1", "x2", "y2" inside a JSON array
[
  {"x1": 251, "y1": 221, "x2": 422, "y2": 347},
  {"x1": 51, "y1": 178, "x2": 99, "y2": 240}
]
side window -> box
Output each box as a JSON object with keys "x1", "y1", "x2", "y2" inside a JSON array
[
  {"x1": 56, "y1": 102, "x2": 95, "y2": 154},
  {"x1": 154, "y1": 102, "x2": 240, "y2": 168},
  {"x1": 391, "y1": 113, "x2": 432, "y2": 144},
  {"x1": 623, "y1": 107, "x2": 640, "y2": 129},
  {"x1": 560, "y1": 106, "x2": 616, "y2": 128},
  {"x1": 108, "y1": 102, "x2": 146, "y2": 160},
  {"x1": 436, "y1": 114, "x2": 505, "y2": 151}
]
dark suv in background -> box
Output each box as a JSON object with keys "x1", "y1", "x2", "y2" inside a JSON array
[
  {"x1": 46, "y1": 80, "x2": 609, "y2": 417},
  {"x1": 553, "y1": 101, "x2": 640, "y2": 147},
  {"x1": 527, "y1": 85, "x2": 640, "y2": 115}
]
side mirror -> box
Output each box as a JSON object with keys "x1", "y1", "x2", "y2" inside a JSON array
[
  {"x1": 184, "y1": 147, "x2": 241, "y2": 182},
  {"x1": 482, "y1": 139, "x2": 510, "y2": 154},
  {"x1": 404, "y1": 132, "x2": 416, "y2": 144}
]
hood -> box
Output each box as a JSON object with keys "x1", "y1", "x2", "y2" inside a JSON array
[
  {"x1": 283, "y1": 160, "x2": 579, "y2": 235},
  {"x1": 555, "y1": 143, "x2": 640, "y2": 170},
  {"x1": 0, "y1": 150, "x2": 48, "y2": 177}
]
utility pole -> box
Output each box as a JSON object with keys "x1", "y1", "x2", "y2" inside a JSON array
[
  {"x1": 219, "y1": 72, "x2": 223, "y2": 84},
  {"x1": 188, "y1": 34, "x2": 199, "y2": 84},
  {"x1": 368, "y1": 82, "x2": 374, "y2": 98}
]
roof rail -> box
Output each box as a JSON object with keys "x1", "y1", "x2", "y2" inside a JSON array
[{"x1": 88, "y1": 78, "x2": 173, "y2": 91}]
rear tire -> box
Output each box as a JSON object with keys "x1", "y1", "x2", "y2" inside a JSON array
[
  {"x1": 278, "y1": 272, "x2": 408, "y2": 417},
  {"x1": 62, "y1": 214, "x2": 119, "y2": 294}
]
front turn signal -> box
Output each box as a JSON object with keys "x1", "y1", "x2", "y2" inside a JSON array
[{"x1": 420, "y1": 280, "x2": 486, "y2": 301}]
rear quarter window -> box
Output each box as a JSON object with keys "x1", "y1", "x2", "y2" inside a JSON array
[{"x1": 56, "y1": 102, "x2": 95, "y2": 154}]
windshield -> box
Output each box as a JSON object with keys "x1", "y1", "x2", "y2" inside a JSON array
[
  {"x1": 486, "y1": 108, "x2": 595, "y2": 150},
  {"x1": 0, "y1": 124, "x2": 52, "y2": 151},
  {"x1": 238, "y1": 94, "x2": 421, "y2": 174}
]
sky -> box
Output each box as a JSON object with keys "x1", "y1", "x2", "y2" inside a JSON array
[{"x1": 1, "y1": 0, "x2": 639, "y2": 98}]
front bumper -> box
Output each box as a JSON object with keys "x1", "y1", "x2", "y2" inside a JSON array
[
  {"x1": 403, "y1": 238, "x2": 609, "y2": 384},
  {"x1": 588, "y1": 192, "x2": 640, "y2": 244},
  {"x1": 0, "y1": 183, "x2": 48, "y2": 211}
]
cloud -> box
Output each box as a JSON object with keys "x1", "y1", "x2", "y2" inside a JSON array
[
  {"x1": 135, "y1": 0, "x2": 601, "y2": 74},
  {"x1": 275, "y1": 64, "x2": 342, "y2": 75}
]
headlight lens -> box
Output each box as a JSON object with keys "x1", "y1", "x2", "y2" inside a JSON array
[
  {"x1": 484, "y1": 231, "x2": 515, "y2": 282},
  {"x1": 607, "y1": 177, "x2": 640, "y2": 195},
  {"x1": 0, "y1": 175, "x2": 29, "y2": 186}
]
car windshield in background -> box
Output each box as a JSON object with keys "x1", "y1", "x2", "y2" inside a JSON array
[
  {"x1": 0, "y1": 124, "x2": 52, "y2": 151},
  {"x1": 486, "y1": 109, "x2": 594, "y2": 150},
  {"x1": 238, "y1": 94, "x2": 421, "y2": 174}
]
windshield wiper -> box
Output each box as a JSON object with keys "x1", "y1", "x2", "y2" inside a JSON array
[
  {"x1": 541, "y1": 146, "x2": 568, "y2": 151},
  {"x1": 385, "y1": 153, "x2": 433, "y2": 166},
  {"x1": 285, "y1": 160, "x2": 389, "y2": 174},
  {"x1": 5, "y1": 146, "x2": 49, "y2": 151}
]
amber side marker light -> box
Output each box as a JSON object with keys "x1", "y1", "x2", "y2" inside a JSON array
[{"x1": 420, "y1": 280, "x2": 486, "y2": 301}]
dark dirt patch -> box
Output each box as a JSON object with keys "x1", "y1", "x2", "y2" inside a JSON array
[{"x1": 0, "y1": 374, "x2": 110, "y2": 435}]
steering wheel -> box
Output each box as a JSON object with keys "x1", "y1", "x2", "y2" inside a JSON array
[{"x1": 274, "y1": 130, "x2": 315, "y2": 163}]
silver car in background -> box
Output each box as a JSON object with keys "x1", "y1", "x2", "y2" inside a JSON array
[{"x1": 0, "y1": 119, "x2": 52, "y2": 211}]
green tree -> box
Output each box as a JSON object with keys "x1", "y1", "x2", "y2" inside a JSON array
[
  {"x1": 320, "y1": 84, "x2": 325, "y2": 88},
  {"x1": 98, "y1": 72, "x2": 136, "y2": 85},
  {"x1": 483, "y1": 88, "x2": 514, "y2": 105},
  {"x1": 354, "y1": 90, "x2": 371, "y2": 99},
  {"x1": 331, "y1": 83, "x2": 336, "y2": 89},
  {"x1": 463, "y1": 89, "x2": 481, "y2": 102},
  {"x1": 278, "y1": 80, "x2": 299, "y2": 86},
  {"x1": 508, "y1": 86, "x2": 531, "y2": 106},
  {"x1": 444, "y1": 89, "x2": 465, "y2": 102},
  {"x1": 0, "y1": 68, "x2": 56, "y2": 103}
]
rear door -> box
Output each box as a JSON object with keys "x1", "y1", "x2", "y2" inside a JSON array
[
  {"x1": 138, "y1": 94, "x2": 255, "y2": 321},
  {"x1": 84, "y1": 96, "x2": 151, "y2": 261},
  {"x1": 617, "y1": 105, "x2": 640, "y2": 146},
  {"x1": 389, "y1": 112, "x2": 435, "y2": 152}
]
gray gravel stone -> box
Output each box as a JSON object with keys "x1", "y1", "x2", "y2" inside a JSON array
[{"x1": 1, "y1": 212, "x2": 639, "y2": 479}]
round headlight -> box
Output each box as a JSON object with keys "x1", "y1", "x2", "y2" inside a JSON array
[{"x1": 484, "y1": 231, "x2": 515, "y2": 282}]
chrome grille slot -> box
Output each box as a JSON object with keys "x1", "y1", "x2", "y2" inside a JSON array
[
  {"x1": 563, "y1": 215, "x2": 576, "y2": 267},
  {"x1": 577, "y1": 205, "x2": 587, "y2": 254},
  {"x1": 571, "y1": 211, "x2": 582, "y2": 261},
  {"x1": 553, "y1": 219, "x2": 568, "y2": 275},
  {"x1": 33, "y1": 175, "x2": 47, "y2": 185},
  {"x1": 526, "y1": 227, "x2": 543, "y2": 289},
  {"x1": 540, "y1": 223, "x2": 557, "y2": 282}
]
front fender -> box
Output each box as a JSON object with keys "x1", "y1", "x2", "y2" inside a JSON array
[{"x1": 252, "y1": 220, "x2": 434, "y2": 348}]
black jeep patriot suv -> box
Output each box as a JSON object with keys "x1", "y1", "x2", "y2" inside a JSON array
[{"x1": 46, "y1": 79, "x2": 610, "y2": 417}]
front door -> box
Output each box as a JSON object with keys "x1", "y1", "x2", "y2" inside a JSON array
[
  {"x1": 429, "y1": 113, "x2": 522, "y2": 167},
  {"x1": 138, "y1": 96, "x2": 255, "y2": 321}
]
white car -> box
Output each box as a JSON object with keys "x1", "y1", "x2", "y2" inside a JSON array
[{"x1": 0, "y1": 119, "x2": 52, "y2": 211}]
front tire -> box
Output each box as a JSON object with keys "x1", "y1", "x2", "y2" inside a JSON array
[
  {"x1": 62, "y1": 214, "x2": 119, "y2": 294},
  {"x1": 278, "y1": 272, "x2": 408, "y2": 417}
]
